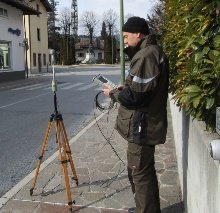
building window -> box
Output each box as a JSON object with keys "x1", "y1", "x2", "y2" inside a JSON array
[
  {"x1": 4, "y1": 9, "x2": 8, "y2": 16},
  {"x1": 37, "y1": 28, "x2": 41, "y2": 41},
  {"x1": 78, "y1": 53, "x2": 84, "y2": 57},
  {"x1": 0, "y1": 42, "x2": 11, "y2": 69},
  {"x1": 43, "y1": 54, "x2": 46, "y2": 66},
  {"x1": 38, "y1": 54, "x2": 42, "y2": 72},
  {"x1": 36, "y1": 4, "x2": 40, "y2": 17},
  {"x1": 33, "y1": 53, "x2": 36, "y2": 66},
  {"x1": 0, "y1": 8, "x2": 8, "y2": 17},
  {"x1": 98, "y1": 52, "x2": 102, "y2": 60},
  {"x1": 49, "y1": 54, "x2": 52, "y2": 65}
]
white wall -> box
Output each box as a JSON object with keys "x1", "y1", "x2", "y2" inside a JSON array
[
  {"x1": 76, "y1": 49, "x2": 104, "y2": 62},
  {"x1": 0, "y1": 3, "x2": 25, "y2": 72},
  {"x1": 169, "y1": 95, "x2": 220, "y2": 213},
  {"x1": 93, "y1": 49, "x2": 104, "y2": 60}
]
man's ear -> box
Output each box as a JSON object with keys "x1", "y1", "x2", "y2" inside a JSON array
[{"x1": 137, "y1": 33, "x2": 144, "y2": 39}]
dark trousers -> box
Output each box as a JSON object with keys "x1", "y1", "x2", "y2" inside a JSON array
[{"x1": 127, "y1": 143, "x2": 161, "y2": 213}]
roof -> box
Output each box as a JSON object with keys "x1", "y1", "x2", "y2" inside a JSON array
[
  {"x1": 39, "y1": 0, "x2": 52, "y2": 12},
  {"x1": 0, "y1": 0, "x2": 40, "y2": 15}
]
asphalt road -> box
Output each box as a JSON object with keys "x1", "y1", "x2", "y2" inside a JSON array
[{"x1": 0, "y1": 65, "x2": 121, "y2": 197}]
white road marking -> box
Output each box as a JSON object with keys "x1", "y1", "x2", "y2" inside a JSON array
[
  {"x1": 77, "y1": 83, "x2": 96, "y2": 91},
  {"x1": 26, "y1": 84, "x2": 50, "y2": 90},
  {"x1": 12, "y1": 83, "x2": 43, "y2": 91},
  {"x1": 0, "y1": 92, "x2": 51, "y2": 109},
  {"x1": 61, "y1": 82, "x2": 83, "y2": 90}
]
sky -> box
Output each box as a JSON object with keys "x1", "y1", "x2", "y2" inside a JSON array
[
  {"x1": 57, "y1": 0, "x2": 157, "y2": 19},
  {"x1": 57, "y1": 0, "x2": 157, "y2": 34}
]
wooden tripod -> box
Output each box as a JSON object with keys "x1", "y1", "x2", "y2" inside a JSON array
[{"x1": 30, "y1": 92, "x2": 78, "y2": 212}]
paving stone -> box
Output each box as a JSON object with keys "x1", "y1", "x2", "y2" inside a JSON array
[
  {"x1": 77, "y1": 175, "x2": 90, "y2": 185},
  {"x1": 82, "y1": 192, "x2": 105, "y2": 202},
  {"x1": 155, "y1": 161, "x2": 165, "y2": 171},
  {"x1": 0, "y1": 102, "x2": 184, "y2": 213},
  {"x1": 160, "y1": 185, "x2": 181, "y2": 198},
  {"x1": 104, "y1": 197, "x2": 123, "y2": 209},
  {"x1": 44, "y1": 174, "x2": 61, "y2": 191},
  {"x1": 160, "y1": 171, "x2": 179, "y2": 185}
]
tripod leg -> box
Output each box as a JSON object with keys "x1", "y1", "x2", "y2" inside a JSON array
[
  {"x1": 60, "y1": 120, "x2": 78, "y2": 185},
  {"x1": 56, "y1": 120, "x2": 74, "y2": 212},
  {"x1": 30, "y1": 121, "x2": 52, "y2": 196}
]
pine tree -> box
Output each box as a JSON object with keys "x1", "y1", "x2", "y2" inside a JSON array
[
  {"x1": 104, "y1": 35, "x2": 112, "y2": 64},
  {"x1": 101, "y1": 21, "x2": 107, "y2": 39},
  {"x1": 48, "y1": 0, "x2": 60, "y2": 63}
]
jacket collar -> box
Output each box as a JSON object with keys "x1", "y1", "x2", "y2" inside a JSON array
[{"x1": 124, "y1": 34, "x2": 157, "y2": 60}]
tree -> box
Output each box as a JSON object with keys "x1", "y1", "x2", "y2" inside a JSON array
[
  {"x1": 124, "y1": 13, "x2": 134, "y2": 22},
  {"x1": 58, "y1": 8, "x2": 75, "y2": 65},
  {"x1": 103, "y1": 9, "x2": 118, "y2": 36},
  {"x1": 102, "y1": 9, "x2": 118, "y2": 64},
  {"x1": 58, "y1": 8, "x2": 72, "y2": 35},
  {"x1": 146, "y1": 1, "x2": 165, "y2": 36},
  {"x1": 47, "y1": 0, "x2": 60, "y2": 62},
  {"x1": 48, "y1": 0, "x2": 59, "y2": 44},
  {"x1": 80, "y1": 11, "x2": 99, "y2": 47},
  {"x1": 101, "y1": 21, "x2": 107, "y2": 40}
]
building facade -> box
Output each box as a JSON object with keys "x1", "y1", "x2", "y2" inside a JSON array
[
  {"x1": 0, "y1": 0, "x2": 39, "y2": 82},
  {"x1": 24, "y1": 0, "x2": 52, "y2": 74},
  {"x1": 75, "y1": 37, "x2": 104, "y2": 64}
]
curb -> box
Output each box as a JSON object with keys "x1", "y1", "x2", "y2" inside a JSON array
[{"x1": 0, "y1": 112, "x2": 106, "y2": 209}]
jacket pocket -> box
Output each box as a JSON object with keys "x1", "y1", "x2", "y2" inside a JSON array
[
  {"x1": 116, "y1": 106, "x2": 133, "y2": 138},
  {"x1": 133, "y1": 111, "x2": 148, "y2": 144}
]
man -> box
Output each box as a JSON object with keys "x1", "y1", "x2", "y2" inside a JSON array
[{"x1": 103, "y1": 16, "x2": 169, "y2": 213}]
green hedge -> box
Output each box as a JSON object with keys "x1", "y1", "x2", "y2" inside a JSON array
[{"x1": 163, "y1": 0, "x2": 220, "y2": 131}]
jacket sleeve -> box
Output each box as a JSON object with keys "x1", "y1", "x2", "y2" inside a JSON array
[{"x1": 111, "y1": 49, "x2": 161, "y2": 108}]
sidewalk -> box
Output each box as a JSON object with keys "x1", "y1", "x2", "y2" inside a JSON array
[
  {"x1": 0, "y1": 104, "x2": 184, "y2": 213},
  {"x1": 0, "y1": 76, "x2": 50, "y2": 91}
]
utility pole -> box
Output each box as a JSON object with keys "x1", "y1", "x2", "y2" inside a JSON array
[
  {"x1": 120, "y1": 0, "x2": 125, "y2": 84},
  {"x1": 71, "y1": 0, "x2": 78, "y2": 64},
  {"x1": 111, "y1": 25, "x2": 114, "y2": 64},
  {"x1": 68, "y1": 23, "x2": 71, "y2": 64},
  {"x1": 23, "y1": 16, "x2": 29, "y2": 78},
  {"x1": 71, "y1": 0, "x2": 78, "y2": 37},
  {"x1": 66, "y1": 24, "x2": 68, "y2": 65}
]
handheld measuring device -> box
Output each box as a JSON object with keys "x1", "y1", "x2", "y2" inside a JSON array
[{"x1": 92, "y1": 74, "x2": 117, "y2": 89}]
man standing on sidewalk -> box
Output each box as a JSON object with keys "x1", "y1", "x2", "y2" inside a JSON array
[{"x1": 103, "y1": 16, "x2": 169, "y2": 213}]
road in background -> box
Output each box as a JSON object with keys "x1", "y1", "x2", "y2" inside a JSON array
[{"x1": 0, "y1": 65, "x2": 121, "y2": 197}]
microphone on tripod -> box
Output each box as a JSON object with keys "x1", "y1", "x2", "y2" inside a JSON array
[{"x1": 50, "y1": 49, "x2": 57, "y2": 93}]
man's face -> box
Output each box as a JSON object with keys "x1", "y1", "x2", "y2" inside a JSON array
[{"x1": 123, "y1": 32, "x2": 141, "y2": 47}]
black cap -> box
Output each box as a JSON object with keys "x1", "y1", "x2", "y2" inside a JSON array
[{"x1": 122, "y1": 16, "x2": 149, "y2": 35}]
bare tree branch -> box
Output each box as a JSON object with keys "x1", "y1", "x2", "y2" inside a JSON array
[
  {"x1": 58, "y1": 8, "x2": 72, "y2": 35},
  {"x1": 102, "y1": 9, "x2": 118, "y2": 36},
  {"x1": 80, "y1": 11, "x2": 99, "y2": 45}
]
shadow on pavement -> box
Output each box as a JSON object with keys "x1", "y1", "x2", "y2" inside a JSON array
[{"x1": 162, "y1": 201, "x2": 184, "y2": 213}]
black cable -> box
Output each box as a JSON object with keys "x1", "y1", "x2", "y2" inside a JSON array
[
  {"x1": 93, "y1": 92, "x2": 126, "y2": 188},
  {"x1": 70, "y1": 91, "x2": 117, "y2": 160},
  {"x1": 94, "y1": 91, "x2": 115, "y2": 112},
  {"x1": 94, "y1": 92, "x2": 125, "y2": 166}
]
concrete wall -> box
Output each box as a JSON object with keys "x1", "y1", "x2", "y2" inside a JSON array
[{"x1": 169, "y1": 96, "x2": 220, "y2": 213}]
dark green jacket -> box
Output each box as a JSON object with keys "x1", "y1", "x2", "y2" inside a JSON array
[{"x1": 111, "y1": 35, "x2": 169, "y2": 145}]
